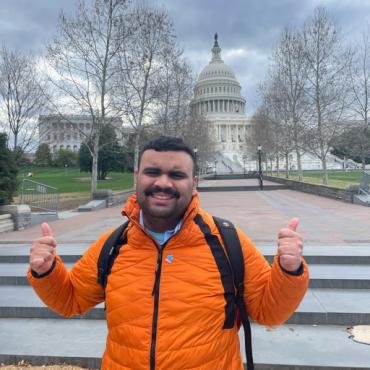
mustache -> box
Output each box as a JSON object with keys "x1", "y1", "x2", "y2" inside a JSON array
[{"x1": 144, "y1": 186, "x2": 180, "y2": 198}]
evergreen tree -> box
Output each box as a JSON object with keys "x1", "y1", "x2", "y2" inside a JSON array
[
  {"x1": 0, "y1": 133, "x2": 18, "y2": 205},
  {"x1": 35, "y1": 143, "x2": 52, "y2": 166},
  {"x1": 78, "y1": 125, "x2": 128, "y2": 180},
  {"x1": 54, "y1": 149, "x2": 78, "y2": 168}
]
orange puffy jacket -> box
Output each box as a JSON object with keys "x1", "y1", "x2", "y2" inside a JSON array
[{"x1": 28, "y1": 193, "x2": 309, "y2": 369}]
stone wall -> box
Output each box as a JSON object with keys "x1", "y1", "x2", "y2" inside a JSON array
[
  {"x1": 263, "y1": 175, "x2": 354, "y2": 203},
  {"x1": 93, "y1": 189, "x2": 134, "y2": 207},
  {"x1": 0, "y1": 205, "x2": 31, "y2": 230}
]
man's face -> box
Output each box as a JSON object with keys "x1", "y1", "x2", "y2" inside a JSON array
[{"x1": 135, "y1": 150, "x2": 197, "y2": 229}]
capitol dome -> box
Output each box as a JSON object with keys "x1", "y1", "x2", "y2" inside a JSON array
[{"x1": 192, "y1": 34, "x2": 246, "y2": 116}]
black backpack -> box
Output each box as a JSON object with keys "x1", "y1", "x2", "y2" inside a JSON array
[{"x1": 97, "y1": 216, "x2": 254, "y2": 370}]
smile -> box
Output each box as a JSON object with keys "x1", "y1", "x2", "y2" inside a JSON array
[{"x1": 151, "y1": 193, "x2": 175, "y2": 200}]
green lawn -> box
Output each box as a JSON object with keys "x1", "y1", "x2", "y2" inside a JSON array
[
  {"x1": 271, "y1": 170, "x2": 364, "y2": 188},
  {"x1": 17, "y1": 166, "x2": 134, "y2": 194}
]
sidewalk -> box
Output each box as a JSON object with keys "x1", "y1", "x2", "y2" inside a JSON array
[{"x1": 1, "y1": 181, "x2": 370, "y2": 245}]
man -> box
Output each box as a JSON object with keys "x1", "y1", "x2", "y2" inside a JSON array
[{"x1": 28, "y1": 136, "x2": 309, "y2": 370}]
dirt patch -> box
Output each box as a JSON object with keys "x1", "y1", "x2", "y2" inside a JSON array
[
  {"x1": 0, "y1": 364, "x2": 93, "y2": 370},
  {"x1": 58, "y1": 193, "x2": 90, "y2": 211}
]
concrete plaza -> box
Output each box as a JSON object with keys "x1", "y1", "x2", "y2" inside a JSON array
[{"x1": 2, "y1": 178, "x2": 370, "y2": 245}]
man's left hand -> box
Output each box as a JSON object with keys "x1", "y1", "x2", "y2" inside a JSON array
[{"x1": 277, "y1": 218, "x2": 303, "y2": 272}]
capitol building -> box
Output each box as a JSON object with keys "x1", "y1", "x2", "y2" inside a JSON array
[
  {"x1": 191, "y1": 34, "x2": 359, "y2": 173},
  {"x1": 191, "y1": 34, "x2": 254, "y2": 173}
]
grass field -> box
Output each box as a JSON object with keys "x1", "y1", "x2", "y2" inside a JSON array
[
  {"x1": 271, "y1": 170, "x2": 364, "y2": 188},
  {"x1": 17, "y1": 166, "x2": 134, "y2": 194}
]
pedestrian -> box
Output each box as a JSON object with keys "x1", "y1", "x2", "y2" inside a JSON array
[{"x1": 28, "y1": 136, "x2": 309, "y2": 369}]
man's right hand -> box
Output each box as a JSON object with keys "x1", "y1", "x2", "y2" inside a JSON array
[{"x1": 30, "y1": 222, "x2": 57, "y2": 275}]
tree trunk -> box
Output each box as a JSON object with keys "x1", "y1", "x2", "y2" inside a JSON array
[
  {"x1": 134, "y1": 130, "x2": 141, "y2": 173},
  {"x1": 91, "y1": 134, "x2": 99, "y2": 196},
  {"x1": 285, "y1": 153, "x2": 289, "y2": 178},
  {"x1": 276, "y1": 156, "x2": 280, "y2": 176},
  {"x1": 13, "y1": 133, "x2": 18, "y2": 152},
  {"x1": 321, "y1": 155, "x2": 328, "y2": 185},
  {"x1": 296, "y1": 149, "x2": 303, "y2": 181}
]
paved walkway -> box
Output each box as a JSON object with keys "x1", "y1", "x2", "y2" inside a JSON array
[{"x1": 1, "y1": 179, "x2": 370, "y2": 245}]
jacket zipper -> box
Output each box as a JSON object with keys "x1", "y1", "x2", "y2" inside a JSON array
[{"x1": 150, "y1": 242, "x2": 167, "y2": 370}]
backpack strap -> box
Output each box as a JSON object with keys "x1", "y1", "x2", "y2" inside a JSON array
[
  {"x1": 213, "y1": 216, "x2": 254, "y2": 370},
  {"x1": 97, "y1": 220, "x2": 130, "y2": 289}
]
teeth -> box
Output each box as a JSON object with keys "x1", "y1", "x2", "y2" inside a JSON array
[{"x1": 153, "y1": 194, "x2": 172, "y2": 200}]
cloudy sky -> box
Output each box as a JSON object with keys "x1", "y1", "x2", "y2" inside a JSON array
[{"x1": 1, "y1": 0, "x2": 370, "y2": 115}]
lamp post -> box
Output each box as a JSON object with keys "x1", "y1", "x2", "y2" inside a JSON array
[
  {"x1": 243, "y1": 155, "x2": 247, "y2": 177},
  {"x1": 257, "y1": 145, "x2": 263, "y2": 190},
  {"x1": 193, "y1": 147, "x2": 198, "y2": 176}
]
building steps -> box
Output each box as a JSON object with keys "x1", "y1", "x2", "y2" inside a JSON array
[
  {"x1": 1, "y1": 318, "x2": 369, "y2": 370},
  {"x1": 0, "y1": 244, "x2": 369, "y2": 369}
]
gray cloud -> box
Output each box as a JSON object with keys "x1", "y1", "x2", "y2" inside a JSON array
[{"x1": 1, "y1": 0, "x2": 369, "y2": 113}]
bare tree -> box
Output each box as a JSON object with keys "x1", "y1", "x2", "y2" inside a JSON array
[
  {"x1": 271, "y1": 27, "x2": 309, "y2": 181},
  {"x1": 256, "y1": 78, "x2": 295, "y2": 178},
  {"x1": 46, "y1": 0, "x2": 130, "y2": 194},
  {"x1": 303, "y1": 6, "x2": 351, "y2": 184},
  {"x1": 115, "y1": 4, "x2": 177, "y2": 170},
  {"x1": 348, "y1": 25, "x2": 370, "y2": 169},
  {"x1": 179, "y1": 111, "x2": 216, "y2": 168},
  {"x1": 154, "y1": 54, "x2": 194, "y2": 135},
  {"x1": 0, "y1": 47, "x2": 46, "y2": 157}
]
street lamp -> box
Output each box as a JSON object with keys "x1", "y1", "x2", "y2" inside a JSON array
[
  {"x1": 243, "y1": 155, "x2": 247, "y2": 177},
  {"x1": 193, "y1": 147, "x2": 198, "y2": 176},
  {"x1": 257, "y1": 145, "x2": 263, "y2": 190}
]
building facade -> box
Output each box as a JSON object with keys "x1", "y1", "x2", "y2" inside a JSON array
[
  {"x1": 38, "y1": 115, "x2": 124, "y2": 153},
  {"x1": 191, "y1": 34, "x2": 253, "y2": 172}
]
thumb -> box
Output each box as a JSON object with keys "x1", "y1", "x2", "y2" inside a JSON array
[
  {"x1": 41, "y1": 222, "x2": 53, "y2": 237},
  {"x1": 288, "y1": 217, "x2": 299, "y2": 232}
]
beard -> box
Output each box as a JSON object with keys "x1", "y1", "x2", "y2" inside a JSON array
[{"x1": 137, "y1": 185, "x2": 189, "y2": 221}]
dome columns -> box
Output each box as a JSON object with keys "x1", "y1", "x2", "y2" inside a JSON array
[{"x1": 195, "y1": 99, "x2": 245, "y2": 115}]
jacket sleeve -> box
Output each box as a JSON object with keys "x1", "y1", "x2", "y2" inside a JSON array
[
  {"x1": 237, "y1": 229, "x2": 309, "y2": 326},
  {"x1": 27, "y1": 229, "x2": 114, "y2": 318}
]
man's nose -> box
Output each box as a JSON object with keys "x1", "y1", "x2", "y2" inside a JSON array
[{"x1": 153, "y1": 174, "x2": 173, "y2": 188}]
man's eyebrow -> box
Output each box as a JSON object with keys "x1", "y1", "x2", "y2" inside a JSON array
[
  {"x1": 142, "y1": 166, "x2": 161, "y2": 172},
  {"x1": 169, "y1": 169, "x2": 187, "y2": 176}
]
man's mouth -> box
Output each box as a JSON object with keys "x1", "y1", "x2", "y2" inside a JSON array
[
  {"x1": 152, "y1": 193, "x2": 175, "y2": 200},
  {"x1": 144, "y1": 186, "x2": 180, "y2": 199}
]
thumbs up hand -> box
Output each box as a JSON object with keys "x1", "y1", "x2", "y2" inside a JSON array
[
  {"x1": 277, "y1": 218, "x2": 303, "y2": 272},
  {"x1": 29, "y1": 223, "x2": 57, "y2": 275}
]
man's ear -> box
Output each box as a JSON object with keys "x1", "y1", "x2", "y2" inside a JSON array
[
  {"x1": 134, "y1": 170, "x2": 139, "y2": 187},
  {"x1": 192, "y1": 176, "x2": 198, "y2": 195}
]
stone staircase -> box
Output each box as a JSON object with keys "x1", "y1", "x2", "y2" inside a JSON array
[
  {"x1": 0, "y1": 244, "x2": 369, "y2": 369},
  {"x1": 0, "y1": 214, "x2": 14, "y2": 233}
]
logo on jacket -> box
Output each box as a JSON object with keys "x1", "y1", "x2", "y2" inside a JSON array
[{"x1": 165, "y1": 255, "x2": 174, "y2": 264}]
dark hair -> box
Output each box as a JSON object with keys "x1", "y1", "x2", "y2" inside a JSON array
[{"x1": 139, "y1": 136, "x2": 196, "y2": 173}]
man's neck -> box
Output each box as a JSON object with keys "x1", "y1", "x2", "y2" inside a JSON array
[{"x1": 143, "y1": 217, "x2": 180, "y2": 233}]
